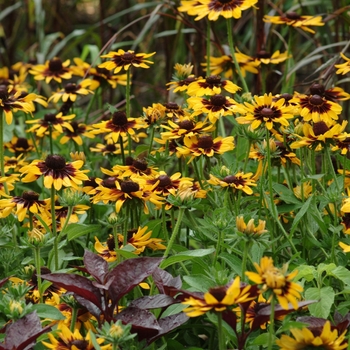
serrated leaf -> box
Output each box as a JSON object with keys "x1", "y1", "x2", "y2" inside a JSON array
[
  {"x1": 305, "y1": 287, "x2": 334, "y2": 318},
  {"x1": 160, "y1": 248, "x2": 215, "y2": 269},
  {"x1": 31, "y1": 304, "x2": 65, "y2": 320},
  {"x1": 66, "y1": 224, "x2": 101, "y2": 241}
]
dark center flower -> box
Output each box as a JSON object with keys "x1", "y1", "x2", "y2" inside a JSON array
[
  {"x1": 45, "y1": 155, "x2": 66, "y2": 170},
  {"x1": 197, "y1": 135, "x2": 214, "y2": 149},
  {"x1": 15, "y1": 137, "x2": 30, "y2": 149},
  {"x1": 84, "y1": 177, "x2": 98, "y2": 188},
  {"x1": 309, "y1": 95, "x2": 324, "y2": 106},
  {"x1": 179, "y1": 120, "x2": 195, "y2": 130},
  {"x1": 165, "y1": 102, "x2": 179, "y2": 110},
  {"x1": 157, "y1": 174, "x2": 172, "y2": 188},
  {"x1": 313, "y1": 121, "x2": 329, "y2": 136},
  {"x1": 22, "y1": 191, "x2": 40, "y2": 201},
  {"x1": 260, "y1": 107, "x2": 274, "y2": 117},
  {"x1": 208, "y1": 286, "x2": 227, "y2": 302},
  {"x1": 280, "y1": 93, "x2": 293, "y2": 101},
  {"x1": 125, "y1": 156, "x2": 134, "y2": 166},
  {"x1": 48, "y1": 57, "x2": 63, "y2": 72},
  {"x1": 121, "y1": 52, "x2": 135, "y2": 62},
  {"x1": 132, "y1": 159, "x2": 148, "y2": 171},
  {"x1": 256, "y1": 50, "x2": 271, "y2": 59},
  {"x1": 0, "y1": 85, "x2": 9, "y2": 100},
  {"x1": 44, "y1": 113, "x2": 57, "y2": 122},
  {"x1": 105, "y1": 143, "x2": 117, "y2": 152},
  {"x1": 223, "y1": 175, "x2": 237, "y2": 184},
  {"x1": 285, "y1": 12, "x2": 301, "y2": 20},
  {"x1": 183, "y1": 76, "x2": 196, "y2": 85},
  {"x1": 310, "y1": 83, "x2": 325, "y2": 96},
  {"x1": 64, "y1": 83, "x2": 77, "y2": 93},
  {"x1": 120, "y1": 180, "x2": 140, "y2": 193},
  {"x1": 112, "y1": 111, "x2": 128, "y2": 126},
  {"x1": 206, "y1": 75, "x2": 222, "y2": 84},
  {"x1": 210, "y1": 94, "x2": 226, "y2": 106}
]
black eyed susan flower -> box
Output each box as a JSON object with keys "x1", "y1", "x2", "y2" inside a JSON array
[
  {"x1": 187, "y1": 75, "x2": 240, "y2": 96},
  {"x1": 142, "y1": 103, "x2": 167, "y2": 126},
  {"x1": 26, "y1": 112, "x2": 75, "y2": 137},
  {"x1": 236, "y1": 93, "x2": 296, "y2": 130},
  {"x1": 48, "y1": 80, "x2": 93, "y2": 103},
  {"x1": 94, "y1": 234, "x2": 120, "y2": 262},
  {"x1": 166, "y1": 63, "x2": 198, "y2": 93},
  {"x1": 208, "y1": 169, "x2": 257, "y2": 195},
  {"x1": 335, "y1": 52, "x2": 350, "y2": 75},
  {"x1": 90, "y1": 138, "x2": 126, "y2": 156},
  {"x1": 178, "y1": 0, "x2": 258, "y2": 21},
  {"x1": 293, "y1": 182, "x2": 313, "y2": 200},
  {"x1": 276, "y1": 320, "x2": 348, "y2": 350},
  {"x1": 236, "y1": 216, "x2": 267, "y2": 237},
  {"x1": 91, "y1": 111, "x2": 146, "y2": 143},
  {"x1": 29, "y1": 57, "x2": 73, "y2": 83},
  {"x1": 42, "y1": 323, "x2": 110, "y2": 349},
  {"x1": 332, "y1": 134, "x2": 350, "y2": 155},
  {"x1": 0, "y1": 85, "x2": 40, "y2": 124},
  {"x1": 291, "y1": 93, "x2": 342, "y2": 124},
  {"x1": 109, "y1": 157, "x2": 159, "y2": 179},
  {"x1": 290, "y1": 120, "x2": 347, "y2": 151},
  {"x1": 255, "y1": 49, "x2": 291, "y2": 65},
  {"x1": 0, "y1": 174, "x2": 20, "y2": 197},
  {"x1": 182, "y1": 276, "x2": 253, "y2": 317},
  {"x1": 309, "y1": 82, "x2": 350, "y2": 102},
  {"x1": 177, "y1": 134, "x2": 235, "y2": 163},
  {"x1": 245, "y1": 256, "x2": 303, "y2": 310},
  {"x1": 0, "y1": 190, "x2": 49, "y2": 222},
  {"x1": 188, "y1": 94, "x2": 243, "y2": 124},
  {"x1": 99, "y1": 49, "x2": 155, "y2": 73},
  {"x1": 4, "y1": 154, "x2": 28, "y2": 173},
  {"x1": 20, "y1": 154, "x2": 90, "y2": 191},
  {"x1": 264, "y1": 11, "x2": 325, "y2": 34},
  {"x1": 59, "y1": 121, "x2": 95, "y2": 146},
  {"x1": 164, "y1": 102, "x2": 188, "y2": 121},
  {"x1": 5, "y1": 136, "x2": 35, "y2": 155}
]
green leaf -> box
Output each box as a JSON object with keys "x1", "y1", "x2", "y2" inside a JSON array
[
  {"x1": 183, "y1": 275, "x2": 216, "y2": 292},
  {"x1": 31, "y1": 304, "x2": 65, "y2": 320},
  {"x1": 160, "y1": 248, "x2": 215, "y2": 269},
  {"x1": 273, "y1": 183, "x2": 301, "y2": 204},
  {"x1": 291, "y1": 195, "x2": 313, "y2": 234},
  {"x1": 329, "y1": 266, "x2": 350, "y2": 285},
  {"x1": 251, "y1": 333, "x2": 270, "y2": 346},
  {"x1": 66, "y1": 224, "x2": 101, "y2": 241},
  {"x1": 317, "y1": 263, "x2": 337, "y2": 276},
  {"x1": 305, "y1": 287, "x2": 334, "y2": 318},
  {"x1": 295, "y1": 265, "x2": 316, "y2": 282},
  {"x1": 219, "y1": 253, "x2": 243, "y2": 276}
]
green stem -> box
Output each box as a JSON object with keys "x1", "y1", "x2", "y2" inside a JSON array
[
  {"x1": 57, "y1": 205, "x2": 74, "y2": 241},
  {"x1": 226, "y1": 18, "x2": 249, "y2": 93},
  {"x1": 217, "y1": 312, "x2": 225, "y2": 350},
  {"x1": 34, "y1": 246, "x2": 43, "y2": 304},
  {"x1": 49, "y1": 124, "x2": 54, "y2": 155},
  {"x1": 213, "y1": 229, "x2": 222, "y2": 267},
  {"x1": 50, "y1": 186, "x2": 59, "y2": 270},
  {"x1": 206, "y1": 20, "x2": 211, "y2": 76},
  {"x1": 125, "y1": 69, "x2": 132, "y2": 157},
  {"x1": 162, "y1": 207, "x2": 185, "y2": 258},
  {"x1": 0, "y1": 112, "x2": 8, "y2": 194},
  {"x1": 70, "y1": 305, "x2": 78, "y2": 332},
  {"x1": 241, "y1": 240, "x2": 250, "y2": 282},
  {"x1": 268, "y1": 296, "x2": 275, "y2": 350},
  {"x1": 148, "y1": 125, "x2": 156, "y2": 157}
]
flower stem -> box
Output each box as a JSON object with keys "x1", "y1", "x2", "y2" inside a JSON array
[
  {"x1": 125, "y1": 69, "x2": 132, "y2": 157},
  {"x1": 70, "y1": 305, "x2": 78, "y2": 332},
  {"x1": 162, "y1": 207, "x2": 185, "y2": 258},
  {"x1": 268, "y1": 297, "x2": 275, "y2": 350},
  {"x1": 0, "y1": 112, "x2": 8, "y2": 194},
  {"x1": 34, "y1": 246, "x2": 43, "y2": 304},
  {"x1": 217, "y1": 312, "x2": 225, "y2": 350},
  {"x1": 226, "y1": 18, "x2": 249, "y2": 93},
  {"x1": 50, "y1": 186, "x2": 59, "y2": 270},
  {"x1": 206, "y1": 20, "x2": 211, "y2": 76}
]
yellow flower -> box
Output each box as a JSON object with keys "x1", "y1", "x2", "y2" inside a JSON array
[
  {"x1": 335, "y1": 52, "x2": 350, "y2": 75},
  {"x1": 236, "y1": 216, "x2": 267, "y2": 236},
  {"x1": 276, "y1": 321, "x2": 348, "y2": 350}
]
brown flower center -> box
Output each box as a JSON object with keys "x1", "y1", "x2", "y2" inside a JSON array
[
  {"x1": 260, "y1": 107, "x2": 274, "y2": 117},
  {"x1": 280, "y1": 93, "x2": 293, "y2": 101},
  {"x1": 256, "y1": 50, "x2": 271, "y2": 59},
  {"x1": 198, "y1": 135, "x2": 214, "y2": 149},
  {"x1": 64, "y1": 83, "x2": 77, "y2": 93},
  {"x1": 15, "y1": 137, "x2": 30, "y2": 149},
  {"x1": 69, "y1": 340, "x2": 89, "y2": 349},
  {"x1": 44, "y1": 113, "x2": 57, "y2": 122},
  {"x1": 210, "y1": 94, "x2": 226, "y2": 106},
  {"x1": 22, "y1": 191, "x2": 40, "y2": 201},
  {"x1": 112, "y1": 111, "x2": 128, "y2": 126},
  {"x1": 45, "y1": 155, "x2": 66, "y2": 170},
  {"x1": 165, "y1": 102, "x2": 179, "y2": 110},
  {"x1": 105, "y1": 143, "x2": 117, "y2": 152},
  {"x1": 121, "y1": 52, "x2": 135, "y2": 62},
  {"x1": 132, "y1": 159, "x2": 148, "y2": 171},
  {"x1": 48, "y1": 57, "x2": 63, "y2": 72},
  {"x1": 0, "y1": 85, "x2": 8, "y2": 99},
  {"x1": 313, "y1": 121, "x2": 329, "y2": 136},
  {"x1": 120, "y1": 180, "x2": 139, "y2": 193},
  {"x1": 310, "y1": 83, "x2": 325, "y2": 96},
  {"x1": 309, "y1": 95, "x2": 324, "y2": 106},
  {"x1": 285, "y1": 12, "x2": 301, "y2": 20},
  {"x1": 208, "y1": 286, "x2": 227, "y2": 302},
  {"x1": 107, "y1": 235, "x2": 116, "y2": 251},
  {"x1": 158, "y1": 174, "x2": 172, "y2": 188},
  {"x1": 223, "y1": 175, "x2": 237, "y2": 184},
  {"x1": 178, "y1": 120, "x2": 195, "y2": 130},
  {"x1": 206, "y1": 75, "x2": 222, "y2": 84},
  {"x1": 102, "y1": 177, "x2": 117, "y2": 188}
]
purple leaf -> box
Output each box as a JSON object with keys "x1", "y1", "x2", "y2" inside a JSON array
[
  {"x1": 4, "y1": 311, "x2": 51, "y2": 350},
  {"x1": 222, "y1": 309, "x2": 237, "y2": 332},
  {"x1": 74, "y1": 294, "x2": 103, "y2": 321},
  {"x1": 42, "y1": 273, "x2": 101, "y2": 308},
  {"x1": 108, "y1": 257, "x2": 162, "y2": 304},
  {"x1": 83, "y1": 250, "x2": 109, "y2": 284},
  {"x1": 147, "y1": 313, "x2": 189, "y2": 344},
  {"x1": 115, "y1": 307, "x2": 161, "y2": 341},
  {"x1": 0, "y1": 278, "x2": 9, "y2": 289},
  {"x1": 129, "y1": 295, "x2": 178, "y2": 310},
  {"x1": 152, "y1": 268, "x2": 182, "y2": 296}
]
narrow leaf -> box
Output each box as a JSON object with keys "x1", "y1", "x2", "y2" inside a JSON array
[
  {"x1": 66, "y1": 224, "x2": 100, "y2": 241},
  {"x1": 291, "y1": 195, "x2": 313, "y2": 234}
]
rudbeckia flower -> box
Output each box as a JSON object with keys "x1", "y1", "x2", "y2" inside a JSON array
[
  {"x1": 99, "y1": 49, "x2": 155, "y2": 73},
  {"x1": 187, "y1": 75, "x2": 240, "y2": 96},
  {"x1": 255, "y1": 49, "x2": 291, "y2": 65},
  {"x1": 90, "y1": 138, "x2": 126, "y2": 156},
  {"x1": 276, "y1": 321, "x2": 348, "y2": 350},
  {"x1": 178, "y1": 0, "x2": 258, "y2": 21},
  {"x1": 5, "y1": 136, "x2": 35, "y2": 155},
  {"x1": 245, "y1": 256, "x2": 303, "y2": 310},
  {"x1": 182, "y1": 276, "x2": 253, "y2": 317},
  {"x1": 20, "y1": 154, "x2": 89, "y2": 191},
  {"x1": 48, "y1": 80, "x2": 93, "y2": 103},
  {"x1": 236, "y1": 216, "x2": 267, "y2": 236},
  {"x1": 236, "y1": 93, "x2": 296, "y2": 130},
  {"x1": 3, "y1": 154, "x2": 28, "y2": 173},
  {"x1": 335, "y1": 52, "x2": 350, "y2": 75},
  {"x1": 0, "y1": 174, "x2": 20, "y2": 197},
  {"x1": 94, "y1": 234, "x2": 120, "y2": 262},
  {"x1": 264, "y1": 11, "x2": 325, "y2": 34},
  {"x1": 60, "y1": 121, "x2": 95, "y2": 146},
  {"x1": 29, "y1": 57, "x2": 73, "y2": 83}
]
